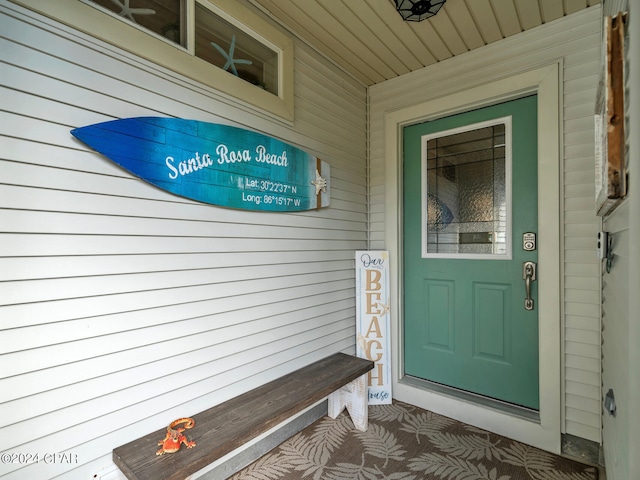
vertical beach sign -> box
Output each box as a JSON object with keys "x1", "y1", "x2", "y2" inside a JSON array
[{"x1": 355, "y1": 251, "x2": 392, "y2": 404}]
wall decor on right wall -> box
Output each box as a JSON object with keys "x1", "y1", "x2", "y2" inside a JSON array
[{"x1": 595, "y1": 12, "x2": 627, "y2": 216}]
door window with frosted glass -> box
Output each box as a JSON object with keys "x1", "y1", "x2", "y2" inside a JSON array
[{"x1": 422, "y1": 117, "x2": 512, "y2": 259}]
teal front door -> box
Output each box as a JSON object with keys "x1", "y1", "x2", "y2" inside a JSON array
[{"x1": 403, "y1": 95, "x2": 539, "y2": 410}]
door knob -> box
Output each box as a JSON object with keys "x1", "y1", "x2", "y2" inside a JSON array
[{"x1": 523, "y1": 261, "x2": 536, "y2": 311}]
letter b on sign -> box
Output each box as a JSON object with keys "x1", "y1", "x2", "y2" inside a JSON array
[{"x1": 366, "y1": 269, "x2": 382, "y2": 291}]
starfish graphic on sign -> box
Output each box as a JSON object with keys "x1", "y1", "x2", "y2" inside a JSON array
[{"x1": 375, "y1": 302, "x2": 390, "y2": 316}]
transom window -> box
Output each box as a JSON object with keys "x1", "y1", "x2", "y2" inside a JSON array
[
  {"x1": 421, "y1": 117, "x2": 512, "y2": 259},
  {"x1": 86, "y1": 0, "x2": 279, "y2": 95},
  {"x1": 194, "y1": 3, "x2": 278, "y2": 94},
  {"x1": 87, "y1": 0, "x2": 185, "y2": 44}
]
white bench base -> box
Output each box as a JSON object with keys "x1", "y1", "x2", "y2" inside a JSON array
[{"x1": 327, "y1": 373, "x2": 368, "y2": 431}]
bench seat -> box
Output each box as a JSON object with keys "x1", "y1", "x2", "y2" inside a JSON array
[{"x1": 113, "y1": 353, "x2": 374, "y2": 480}]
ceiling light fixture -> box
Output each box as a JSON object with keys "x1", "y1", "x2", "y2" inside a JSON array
[{"x1": 394, "y1": 0, "x2": 447, "y2": 22}]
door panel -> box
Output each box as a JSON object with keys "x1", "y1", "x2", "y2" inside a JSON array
[
  {"x1": 403, "y1": 95, "x2": 539, "y2": 410},
  {"x1": 422, "y1": 279, "x2": 455, "y2": 350},
  {"x1": 473, "y1": 282, "x2": 511, "y2": 363}
]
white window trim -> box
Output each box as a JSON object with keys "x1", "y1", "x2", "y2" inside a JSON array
[{"x1": 12, "y1": 0, "x2": 295, "y2": 121}]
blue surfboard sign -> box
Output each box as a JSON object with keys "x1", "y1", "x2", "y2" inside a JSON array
[{"x1": 71, "y1": 117, "x2": 330, "y2": 212}]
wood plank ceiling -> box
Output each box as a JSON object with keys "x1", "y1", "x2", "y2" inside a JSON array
[{"x1": 248, "y1": 0, "x2": 601, "y2": 86}]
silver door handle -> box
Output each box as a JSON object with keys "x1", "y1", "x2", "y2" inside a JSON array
[{"x1": 523, "y1": 261, "x2": 536, "y2": 310}]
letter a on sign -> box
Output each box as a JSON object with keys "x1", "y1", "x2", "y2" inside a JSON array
[{"x1": 355, "y1": 251, "x2": 391, "y2": 405}]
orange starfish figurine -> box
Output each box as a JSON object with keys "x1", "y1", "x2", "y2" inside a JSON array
[{"x1": 156, "y1": 418, "x2": 196, "y2": 455}]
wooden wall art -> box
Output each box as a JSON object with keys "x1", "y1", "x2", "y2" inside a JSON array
[
  {"x1": 595, "y1": 12, "x2": 627, "y2": 216},
  {"x1": 355, "y1": 251, "x2": 392, "y2": 405},
  {"x1": 72, "y1": 117, "x2": 330, "y2": 212}
]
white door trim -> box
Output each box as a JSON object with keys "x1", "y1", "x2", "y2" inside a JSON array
[{"x1": 384, "y1": 63, "x2": 562, "y2": 453}]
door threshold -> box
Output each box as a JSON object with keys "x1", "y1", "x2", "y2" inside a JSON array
[{"x1": 401, "y1": 375, "x2": 540, "y2": 423}]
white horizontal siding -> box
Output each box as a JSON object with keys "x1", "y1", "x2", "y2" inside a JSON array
[
  {"x1": 602, "y1": 204, "x2": 630, "y2": 480},
  {"x1": 561, "y1": 32, "x2": 603, "y2": 443},
  {"x1": 0, "y1": 1, "x2": 367, "y2": 478},
  {"x1": 369, "y1": 6, "x2": 602, "y2": 443},
  {"x1": 600, "y1": 1, "x2": 639, "y2": 478}
]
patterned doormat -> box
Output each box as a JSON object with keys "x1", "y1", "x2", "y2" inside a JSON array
[{"x1": 231, "y1": 400, "x2": 598, "y2": 480}]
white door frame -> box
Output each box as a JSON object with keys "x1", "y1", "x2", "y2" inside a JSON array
[{"x1": 384, "y1": 63, "x2": 562, "y2": 453}]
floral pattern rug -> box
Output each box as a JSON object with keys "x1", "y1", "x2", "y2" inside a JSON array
[{"x1": 230, "y1": 400, "x2": 598, "y2": 480}]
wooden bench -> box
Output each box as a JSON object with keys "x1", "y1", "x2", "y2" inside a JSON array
[{"x1": 113, "y1": 353, "x2": 374, "y2": 480}]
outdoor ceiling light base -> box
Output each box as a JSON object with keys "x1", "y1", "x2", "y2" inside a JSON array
[{"x1": 394, "y1": 0, "x2": 447, "y2": 22}]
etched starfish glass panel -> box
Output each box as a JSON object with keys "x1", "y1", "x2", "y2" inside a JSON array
[
  {"x1": 88, "y1": 0, "x2": 184, "y2": 45},
  {"x1": 195, "y1": 3, "x2": 279, "y2": 95}
]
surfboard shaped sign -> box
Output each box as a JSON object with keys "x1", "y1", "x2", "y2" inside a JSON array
[{"x1": 71, "y1": 117, "x2": 330, "y2": 212}]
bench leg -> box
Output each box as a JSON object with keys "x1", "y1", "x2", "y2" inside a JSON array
[{"x1": 327, "y1": 374, "x2": 368, "y2": 431}]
